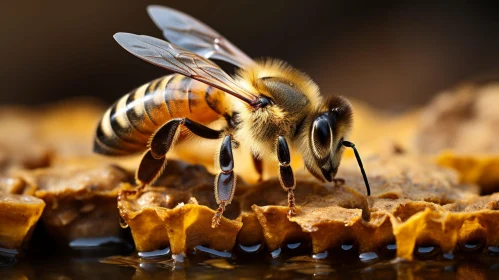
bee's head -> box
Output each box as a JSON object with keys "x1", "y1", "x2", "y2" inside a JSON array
[
  {"x1": 304, "y1": 96, "x2": 353, "y2": 181},
  {"x1": 303, "y1": 95, "x2": 371, "y2": 195}
]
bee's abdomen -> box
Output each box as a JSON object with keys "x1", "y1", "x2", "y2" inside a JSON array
[{"x1": 94, "y1": 74, "x2": 228, "y2": 156}]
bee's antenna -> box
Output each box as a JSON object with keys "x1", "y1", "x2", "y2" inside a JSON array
[{"x1": 342, "y1": 141, "x2": 371, "y2": 196}]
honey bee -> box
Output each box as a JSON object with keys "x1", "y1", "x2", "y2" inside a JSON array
[{"x1": 94, "y1": 5, "x2": 371, "y2": 228}]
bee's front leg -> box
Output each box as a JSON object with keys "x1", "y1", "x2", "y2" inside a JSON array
[
  {"x1": 251, "y1": 154, "x2": 264, "y2": 182},
  {"x1": 276, "y1": 136, "x2": 296, "y2": 218},
  {"x1": 212, "y1": 134, "x2": 236, "y2": 228}
]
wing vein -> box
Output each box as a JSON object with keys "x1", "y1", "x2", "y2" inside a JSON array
[{"x1": 114, "y1": 32, "x2": 261, "y2": 107}]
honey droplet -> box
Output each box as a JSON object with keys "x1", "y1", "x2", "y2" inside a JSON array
[
  {"x1": 119, "y1": 216, "x2": 129, "y2": 229},
  {"x1": 415, "y1": 244, "x2": 440, "y2": 259}
]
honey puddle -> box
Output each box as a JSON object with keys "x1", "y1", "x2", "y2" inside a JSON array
[{"x1": 1, "y1": 240, "x2": 498, "y2": 279}]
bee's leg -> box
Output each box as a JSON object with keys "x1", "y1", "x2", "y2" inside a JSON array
[
  {"x1": 118, "y1": 149, "x2": 166, "y2": 201},
  {"x1": 252, "y1": 154, "x2": 264, "y2": 182},
  {"x1": 276, "y1": 136, "x2": 296, "y2": 218},
  {"x1": 135, "y1": 149, "x2": 167, "y2": 188},
  {"x1": 120, "y1": 118, "x2": 222, "y2": 201},
  {"x1": 149, "y1": 118, "x2": 221, "y2": 159},
  {"x1": 333, "y1": 178, "x2": 345, "y2": 186},
  {"x1": 212, "y1": 134, "x2": 236, "y2": 228}
]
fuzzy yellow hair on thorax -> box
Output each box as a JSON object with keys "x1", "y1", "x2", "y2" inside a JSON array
[
  {"x1": 234, "y1": 59, "x2": 322, "y2": 107},
  {"x1": 231, "y1": 59, "x2": 323, "y2": 159}
]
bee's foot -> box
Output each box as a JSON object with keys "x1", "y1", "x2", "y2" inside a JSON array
[
  {"x1": 211, "y1": 202, "x2": 226, "y2": 228},
  {"x1": 211, "y1": 213, "x2": 221, "y2": 228},
  {"x1": 118, "y1": 184, "x2": 145, "y2": 201},
  {"x1": 287, "y1": 206, "x2": 296, "y2": 218},
  {"x1": 333, "y1": 178, "x2": 345, "y2": 187},
  {"x1": 286, "y1": 189, "x2": 296, "y2": 218},
  {"x1": 118, "y1": 189, "x2": 134, "y2": 201}
]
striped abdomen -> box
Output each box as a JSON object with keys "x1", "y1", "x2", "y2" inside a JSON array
[{"x1": 94, "y1": 74, "x2": 229, "y2": 156}]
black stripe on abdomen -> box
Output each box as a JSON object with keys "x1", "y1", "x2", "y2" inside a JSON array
[
  {"x1": 125, "y1": 87, "x2": 157, "y2": 135},
  {"x1": 93, "y1": 127, "x2": 130, "y2": 156},
  {"x1": 143, "y1": 78, "x2": 161, "y2": 126},
  {"x1": 94, "y1": 110, "x2": 142, "y2": 155}
]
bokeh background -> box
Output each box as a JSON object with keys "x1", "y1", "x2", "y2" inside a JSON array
[{"x1": 1, "y1": 0, "x2": 499, "y2": 111}]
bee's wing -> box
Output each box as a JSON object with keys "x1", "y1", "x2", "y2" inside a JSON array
[
  {"x1": 114, "y1": 33, "x2": 261, "y2": 107},
  {"x1": 147, "y1": 5, "x2": 254, "y2": 68}
]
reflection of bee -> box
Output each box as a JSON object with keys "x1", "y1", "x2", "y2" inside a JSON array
[{"x1": 94, "y1": 5, "x2": 371, "y2": 227}]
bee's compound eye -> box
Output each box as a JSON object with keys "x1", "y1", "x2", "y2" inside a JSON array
[{"x1": 311, "y1": 116, "x2": 332, "y2": 158}]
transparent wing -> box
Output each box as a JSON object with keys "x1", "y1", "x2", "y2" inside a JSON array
[
  {"x1": 147, "y1": 5, "x2": 254, "y2": 68},
  {"x1": 114, "y1": 32, "x2": 261, "y2": 107}
]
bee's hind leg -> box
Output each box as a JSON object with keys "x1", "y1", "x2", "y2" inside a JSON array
[
  {"x1": 276, "y1": 136, "x2": 296, "y2": 218},
  {"x1": 212, "y1": 134, "x2": 236, "y2": 228},
  {"x1": 120, "y1": 118, "x2": 223, "y2": 202},
  {"x1": 118, "y1": 149, "x2": 167, "y2": 202},
  {"x1": 149, "y1": 118, "x2": 221, "y2": 159}
]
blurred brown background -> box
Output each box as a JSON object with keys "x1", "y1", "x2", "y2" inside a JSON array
[{"x1": 1, "y1": 0, "x2": 499, "y2": 111}]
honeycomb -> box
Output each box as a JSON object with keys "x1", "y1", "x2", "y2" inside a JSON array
[
  {"x1": 12, "y1": 164, "x2": 131, "y2": 242},
  {"x1": 117, "y1": 154, "x2": 499, "y2": 260},
  {"x1": 414, "y1": 83, "x2": 499, "y2": 194},
  {"x1": 0, "y1": 193, "x2": 45, "y2": 250}
]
